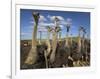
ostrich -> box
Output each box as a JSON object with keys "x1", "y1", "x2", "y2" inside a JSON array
[
  {"x1": 64, "y1": 18, "x2": 74, "y2": 67},
  {"x1": 25, "y1": 12, "x2": 40, "y2": 65},
  {"x1": 82, "y1": 28, "x2": 86, "y2": 61},
  {"x1": 49, "y1": 16, "x2": 61, "y2": 64},
  {"x1": 46, "y1": 26, "x2": 52, "y2": 56},
  {"x1": 82, "y1": 28, "x2": 90, "y2": 64},
  {"x1": 73, "y1": 26, "x2": 85, "y2": 66},
  {"x1": 85, "y1": 34, "x2": 90, "y2": 63},
  {"x1": 65, "y1": 18, "x2": 72, "y2": 47},
  {"x1": 40, "y1": 26, "x2": 53, "y2": 68}
]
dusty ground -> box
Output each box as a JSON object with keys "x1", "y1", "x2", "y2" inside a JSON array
[{"x1": 20, "y1": 40, "x2": 90, "y2": 69}]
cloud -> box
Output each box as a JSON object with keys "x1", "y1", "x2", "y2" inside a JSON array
[
  {"x1": 38, "y1": 26, "x2": 47, "y2": 32},
  {"x1": 59, "y1": 25, "x2": 64, "y2": 28},
  {"x1": 66, "y1": 18, "x2": 72, "y2": 22},
  {"x1": 60, "y1": 18, "x2": 72, "y2": 26},
  {"x1": 30, "y1": 15, "x2": 72, "y2": 26},
  {"x1": 47, "y1": 15, "x2": 64, "y2": 22},
  {"x1": 57, "y1": 16, "x2": 64, "y2": 21},
  {"x1": 39, "y1": 15, "x2": 47, "y2": 22},
  {"x1": 47, "y1": 15, "x2": 72, "y2": 28},
  {"x1": 29, "y1": 21, "x2": 65, "y2": 32},
  {"x1": 39, "y1": 22, "x2": 54, "y2": 27},
  {"x1": 21, "y1": 32, "x2": 31, "y2": 36},
  {"x1": 30, "y1": 15, "x2": 47, "y2": 24},
  {"x1": 29, "y1": 21, "x2": 34, "y2": 24},
  {"x1": 66, "y1": 18, "x2": 72, "y2": 25},
  {"x1": 29, "y1": 15, "x2": 72, "y2": 33}
]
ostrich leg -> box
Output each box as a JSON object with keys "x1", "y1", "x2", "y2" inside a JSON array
[
  {"x1": 46, "y1": 31, "x2": 51, "y2": 56},
  {"x1": 25, "y1": 12, "x2": 39, "y2": 65},
  {"x1": 44, "y1": 50, "x2": 48, "y2": 68}
]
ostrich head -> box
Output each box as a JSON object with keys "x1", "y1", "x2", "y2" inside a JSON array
[
  {"x1": 79, "y1": 26, "x2": 86, "y2": 37},
  {"x1": 66, "y1": 18, "x2": 72, "y2": 32},
  {"x1": 46, "y1": 26, "x2": 53, "y2": 32},
  {"x1": 32, "y1": 12, "x2": 40, "y2": 24},
  {"x1": 54, "y1": 16, "x2": 60, "y2": 27}
]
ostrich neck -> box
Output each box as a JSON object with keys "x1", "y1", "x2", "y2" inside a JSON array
[
  {"x1": 47, "y1": 32, "x2": 50, "y2": 40},
  {"x1": 65, "y1": 31, "x2": 69, "y2": 47},
  {"x1": 32, "y1": 23, "x2": 38, "y2": 47},
  {"x1": 52, "y1": 32, "x2": 58, "y2": 53}
]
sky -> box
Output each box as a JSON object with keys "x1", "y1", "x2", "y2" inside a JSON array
[{"x1": 20, "y1": 9, "x2": 90, "y2": 40}]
